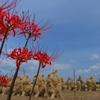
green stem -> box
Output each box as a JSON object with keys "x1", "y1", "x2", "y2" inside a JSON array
[
  {"x1": 24, "y1": 34, "x2": 31, "y2": 48},
  {"x1": 0, "y1": 29, "x2": 9, "y2": 56},
  {"x1": 28, "y1": 62, "x2": 41, "y2": 100},
  {"x1": 6, "y1": 66, "x2": 20, "y2": 100}
]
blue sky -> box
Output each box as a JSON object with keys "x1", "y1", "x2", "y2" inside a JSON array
[{"x1": 0, "y1": 0, "x2": 100, "y2": 83}]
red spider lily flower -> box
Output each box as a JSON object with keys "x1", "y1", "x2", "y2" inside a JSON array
[
  {"x1": 0, "y1": 0, "x2": 22, "y2": 39},
  {"x1": 0, "y1": 12, "x2": 24, "y2": 56},
  {"x1": 0, "y1": 11, "x2": 24, "y2": 38},
  {"x1": 33, "y1": 50, "x2": 62, "y2": 68},
  {"x1": 33, "y1": 51, "x2": 52, "y2": 68},
  {"x1": 0, "y1": 75, "x2": 12, "y2": 87},
  {"x1": 4, "y1": 47, "x2": 33, "y2": 67},
  {"x1": 19, "y1": 19, "x2": 51, "y2": 41},
  {"x1": 19, "y1": 22, "x2": 43, "y2": 41}
]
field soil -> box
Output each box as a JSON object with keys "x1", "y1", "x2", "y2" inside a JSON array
[{"x1": 0, "y1": 89, "x2": 100, "y2": 100}]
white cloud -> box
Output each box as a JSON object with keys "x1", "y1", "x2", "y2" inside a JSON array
[
  {"x1": 84, "y1": 69, "x2": 91, "y2": 73},
  {"x1": 76, "y1": 70, "x2": 83, "y2": 74},
  {"x1": 91, "y1": 63, "x2": 100, "y2": 70},
  {"x1": 90, "y1": 54, "x2": 99, "y2": 60},
  {"x1": 1, "y1": 59, "x2": 15, "y2": 68},
  {"x1": 94, "y1": 72, "x2": 100, "y2": 76},
  {"x1": 49, "y1": 63, "x2": 73, "y2": 70},
  {"x1": 6, "y1": 48, "x2": 14, "y2": 54},
  {"x1": 70, "y1": 60, "x2": 76, "y2": 63},
  {"x1": 0, "y1": 69, "x2": 9, "y2": 75},
  {"x1": 0, "y1": 58, "x2": 73, "y2": 80},
  {"x1": 76, "y1": 63, "x2": 100, "y2": 75},
  {"x1": 76, "y1": 69, "x2": 91, "y2": 74}
]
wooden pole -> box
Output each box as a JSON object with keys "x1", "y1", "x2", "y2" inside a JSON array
[
  {"x1": 99, "y1": 78, "x2": 100, "y2": 88},
  {"x1": 23, "y1": 69, "x2": 25, "y2": 75},
  {"x1": 73, "y1": 70, "x2": 76, "y2": 99}
]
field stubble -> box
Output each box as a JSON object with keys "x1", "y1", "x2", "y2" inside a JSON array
[{"x1": 0, "y1": 89, "x2": 100, "y2": 100}]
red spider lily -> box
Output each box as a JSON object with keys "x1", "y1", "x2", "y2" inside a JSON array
[
  {"x1": 0, "y1": 0, "x2": 22, "y2": 39},
  {"x1": 33, "y1": 50, "x2": 61, "y2": 68},
  {"x1": 0, "y1": 11, "x2": 24, "y2": 38},
  {"x1": 0, "y1": 12, "x2": 24, "y2": 56},
  {"x1": 19, "y1": 21, "x2": 43, "y2": 41},
  {"x1": 0, "y1": 75, "x2": 12, "y2": 87},
  {"x1": 19, "y1": 19, "x2": 51, "y2": 41},
  {"x1": 4, "y1": 47, "x2": 33, "y2": 67},
  {"x1": 33, "y1": 51, "x2": 52, "y2": 68}
]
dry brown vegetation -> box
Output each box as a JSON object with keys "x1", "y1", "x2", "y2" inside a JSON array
[{"x1": 0, "y1": 89, "x2": 100, "y2": 100}]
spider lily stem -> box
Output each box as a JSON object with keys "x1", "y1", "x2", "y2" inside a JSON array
[
  {"x1": 29, "y1": 62, "x2": 41, "y2": 100},
  {"x1": 24, "y1": 34, "x2": 31, "y2": 47},
  {"x1": 6, "y1": 65, "x2": 20, "y2": 100},
  {"x1": 0, "y1": 29, "x2": 9, "y2": 56}
]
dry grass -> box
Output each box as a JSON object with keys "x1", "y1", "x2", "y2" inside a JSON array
[{"x1": 0, "y1": 89, "x2": 100, "y2": 100}]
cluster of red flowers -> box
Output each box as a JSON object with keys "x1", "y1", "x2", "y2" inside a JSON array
[
  {"x1": 0, "y1": 0, "x2": 61, "y2": 88},
  {"x1": 0, "y1": 11, "x2": 23, "y2": 39},
  {"x1": 0, "y1": 75, "x2": 12, "y2": 87},
  {"x1": 0, "y1": 0, "x2": 19, "y2": 40},
  {"x1": 0, "y1": 1, "x2": 62, "y2": 100},
  {"x1": 0, "y1": 0, "x2": 50, "y2": 57},
  {"x1": 4, "y1": 47, "x2": 59, "y2": 68},
  {"x1": 0, "y1": 0, "x2": 61, "y2": 70},
  {"x1": 0, "y1": 11, "x2": 44, "y2": 41},
  {"x1": 0, "y1": 1, "x2": 50, "y2": 42}
]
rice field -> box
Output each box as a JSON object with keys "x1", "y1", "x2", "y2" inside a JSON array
[{"x1": 0, "y1": 88, "x2": 100, "y2": 100}]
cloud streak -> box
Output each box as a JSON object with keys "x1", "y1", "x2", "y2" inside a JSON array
[
  {"x1": 76, "y1": 63, "x2": 100, "y2": 75},
  {"x1": 76, "y1": 69, "x2": 91, "y2": 75},
  {"x1": 90, "y1": 54, "x2": 99, "y2": 60},
  {"x1": 70, "y1": 60, "x2": 76, "y2": 63},
  {"x1": 91, "y1": 63, "x2": 100, "y2": 70},
  {"x1": 0, "y1": 59, "x2": 73, "y2": 80}
]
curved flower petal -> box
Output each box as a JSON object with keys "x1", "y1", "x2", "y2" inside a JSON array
[{"x1": 16, "y1": 60, "x2": 20, "y2": 68}]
